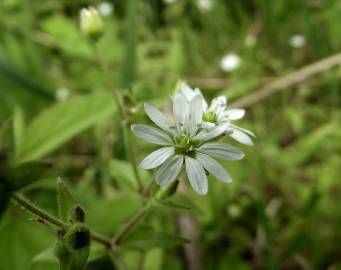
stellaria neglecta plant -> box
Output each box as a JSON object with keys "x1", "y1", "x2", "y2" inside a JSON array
[{"x1": 131, "y1": 82, "x2": 254, "y2": 195}]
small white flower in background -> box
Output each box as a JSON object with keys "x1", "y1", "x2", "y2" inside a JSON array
[
  {"x1": 55, "y1": 87, "x2": 70, "y2": 101},
  {"x1": 131, "y1": 83, "x2": 253, "y2": 195},
  {"x1": 181, "y1": 83, "x2": 255, "y2": 146},
  {"x1": 197, "y1": 0, "x2": 212, "y2": 11},
  {"x1": 220, "y1": 53, "x2": 241, "y2": 72},
  {"x1": 289, "y1": 34, "x2": 306, "y2": 48},
  {"x1": 97, "y1": 1, "x2": 113, "y2": 17},
  {"x1": 164, "y1": 0, "x2": 176, "y2": 4}
]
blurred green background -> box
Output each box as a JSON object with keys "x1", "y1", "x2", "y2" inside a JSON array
[{"x1": 0, "y1": 0, "x2": 341, "y2": 269}]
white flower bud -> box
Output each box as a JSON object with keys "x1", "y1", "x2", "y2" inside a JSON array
[{"x1": 80, "y1": 6, "x2": 104, "y2": 41}]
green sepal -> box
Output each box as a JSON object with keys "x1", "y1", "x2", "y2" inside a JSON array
[
  {"x1": 54, "y1": 224, "x2": 90, "y2": 270},
  {"x1": 155, "y1": 180, "x2": 179, "y2": 201}
]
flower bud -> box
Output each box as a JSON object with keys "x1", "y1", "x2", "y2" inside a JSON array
[{"x1": 80, "y1": 6, "x2": 104, "y2": 41}]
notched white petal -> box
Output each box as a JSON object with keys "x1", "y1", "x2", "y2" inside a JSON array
[
  {"x1": 226, "y1": 109, "x2": 245, "y2": 120},
  {"x1": 190, "y1": 94, "x2": 203, "y2": 126},
  {"x1": 180, "y1": 82, "x2": 195, "y2": 100},
  {"x1": 198, "y1": 142, "x2": 244, "y2": 161},
  {"x1": 194, "y1": 123, "x2": 229, "y2": 141},
  {"x1": 185, "y1": 156, "x2": 208, "y2": 195},
  {"x1": 173, "y1": 91, "x2": 188, "y2": 125},
  {"x1": 196, "y1": 152, "x2": 232, "y2": 183},
  {"x1": 230, "y1": 124, "x2": 255, "y2": 137},
  {"x1": 156, "y1": 155, "x2": 184, "y2": 186},
  {"x1": 139, "y1": 147, "x2": 175, "y2": 169},
  {"x1": 144, "y1": 103, "x2": 173, "y2": 132},
  {"x1": 229, "y1": 128, "x2": 254, "y2": 146},
  {"x1": 131, "y1": 124, "x2": 173, "y2": 145}
]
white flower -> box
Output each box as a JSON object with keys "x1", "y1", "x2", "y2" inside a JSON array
[
  {"x1": 220, "y1": 53, "x2": 241, "y2": 72},
  {"x1": 97, "y1": 2, "x2": 113, "y2": 17},
  {"x1": 289, "y1": 34, "x2": 306, "y2": 48},
  {"x1": 197, "y1": 0, "x2": 212, "y2": 11},
  {"x1": 131, "y1": 88, "x2": 245, "y2": 195},
  {"x1": 180, "y1": 83, "x2": 255, "y2": 146},
  {"x1": 55, "y1": 87, "x2": 70, "y2": 101}
]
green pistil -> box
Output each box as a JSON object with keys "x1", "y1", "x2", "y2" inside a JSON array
[
  {"x1": 175, "y1": 135, "x2": 198, "y2": 157},
  {"x1": 203, "y1": 112, "x2": 217, "y2": 123}
]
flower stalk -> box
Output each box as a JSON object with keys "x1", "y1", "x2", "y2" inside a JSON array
[{"x1": 93, "y1": 42, "x2": 143, "y2": 192}]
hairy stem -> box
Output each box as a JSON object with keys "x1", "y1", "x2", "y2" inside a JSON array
[{"x1": 12, "y1": 193, "x2": 112, "y2": 247}]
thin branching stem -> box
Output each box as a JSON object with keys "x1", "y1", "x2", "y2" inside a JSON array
[
  {"x1": 111, "y1": 200, "x2": 154, "y2": 245},
  {"x1": 11, "y1": 193, "x2": 112, "y2": 247}
]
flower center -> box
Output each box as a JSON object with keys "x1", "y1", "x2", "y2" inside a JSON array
[
  {"x1": 203, "y1": 112, "x2": 217, "y2": 123},
  {"x1": 175, "y1": 134, "x2": 197, "y2": 157}
]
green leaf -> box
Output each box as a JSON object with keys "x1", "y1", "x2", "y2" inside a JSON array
[
  {"x1": 0, "y1": 210, "x2": 54, "y2": 270},
  {"x1": 57, "y1": 179, "x2": 78, "y2": 223},
  {"x1": 31, "y1": 246, "x2": 59, "y2": 270},
  {"x1": 12, "y1": 106, "x2": 25, "y2": 158},
  {"x1": 15, "y1": 93, "x2": 116, "y2": 164},
  {"x1": 0, "y1": 186, "x2": 10, "y2": 219},
  {"x1": 4, "y1": 161, "x2": 51, "y2": 191},
  {"x1": 86, "y1": 193, "x2": 141, "y2": 234},
  {"x1": 109, "y1": 159, "x2": 149, "y2": 191},
  {"x1": 121, "y1": 225, "x2": 188, "y2": 252},
  {"x1": 41, "y1": 15, "x2": 92, "y2": 58}
]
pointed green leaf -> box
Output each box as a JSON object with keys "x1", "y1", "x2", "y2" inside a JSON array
[{"x1": 57, "y1": 179, "x2": 78, "y2": 223}]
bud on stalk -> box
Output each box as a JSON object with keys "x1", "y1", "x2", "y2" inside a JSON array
[{"x1": 80, "y1": 6, "x2": 104, "y2": 41}]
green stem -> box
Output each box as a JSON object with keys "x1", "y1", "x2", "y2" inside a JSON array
[
  {"x1": 93, "y1": 42, "x2": 143, "y2": 192},
  {"x1": 11, "y1": 193, "x2": 112, "y2": 247},
  {"x1": 111, "y1": 200, "x2": 154, "y2": 245},
  {"x1": 122, "y1": 120, "x2": 143, "y2": 192}
]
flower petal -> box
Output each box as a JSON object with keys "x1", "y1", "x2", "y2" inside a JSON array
[
  {"x1": 144, "y1": 103, "x2": 173, "y2": 132},
  {"x1": 230, "y1": 124, "x2": 255, "y2": 137},
  {"x1": 173, "y1": 91, "x2": 188, "y2": 125},
  {"x1": 185, "y1": 156, "x2": 208, "y2": 195},
  {"x1": 228, "y1": 127, "x2": 254, "y2": 146},
  {"x1": 139, "y1": 147, "x2": 175, "y2": 169},
  {"x1": 190, "y1": 94, "x2": 203, "y2": 126},
  {"x1": 194, "y1": 123, "x2": 229, "y2": 141},
  {"x1": 198, "y1": 142, "x2": 244, "y2": 160},
  {"x1": 131, "y1": 124, "x2": 173, "y2": 145},
  {"x1": 180, "y1": 82, "x2": 195, "y2": 101},
  {"x1": 156, "y1": 155, "x2": 184, "y2": 186},
  {"x1": 226, "y1": 109, "x2": 245, "y2": 120},
  {"x1": 196, "y1": 152, "x2": 232, "y2": 183}
]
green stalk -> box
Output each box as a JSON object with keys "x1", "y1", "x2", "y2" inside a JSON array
[{"x1": 93, "y1": 43, "x2": 143, "y2": 192}]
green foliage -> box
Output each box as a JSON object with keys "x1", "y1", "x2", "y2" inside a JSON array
[
  {"x1": 14, "y1": 93, "x2": 117, "y2": 164},
  {"x1": 0, "y1": 0, "x2": 340, "y2": 269},
  {"x1": 121, "y1": 225, "x2": 188, "y2": 252}
]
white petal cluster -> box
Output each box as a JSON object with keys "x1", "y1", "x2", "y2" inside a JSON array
[{"x1": 131, "y1": 82, "x2": 254, "y2": 195}]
